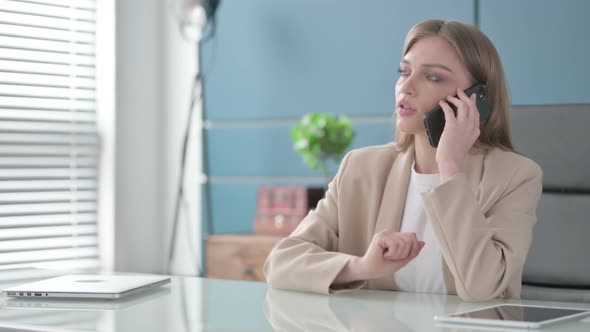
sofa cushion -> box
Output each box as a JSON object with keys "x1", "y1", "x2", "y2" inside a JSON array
[
  {"x1": 523, "y1": 193, "x2": 590, "y2": 288},
  {"x1": 511, "y1": 105, "x2": 590, "y2": 301},
  {"x1": 511, "y1": 105, "x2": 590, "y2": 190},
  {"x1": 521, "y1": 284, "x2": 590, "y2": 303}
]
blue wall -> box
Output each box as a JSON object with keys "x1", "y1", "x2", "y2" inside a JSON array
[
  {"x1": 201, "y1": 0, "x2": 473, "y2": 235},
  {"x1": 201, "y1": 0, "x2": 588, "y2": 235},
  {"x1": 202, "y1": 0, "x2": 474, "y2": 120},
  {"x1": 479, "y1": 0, "x2": 590, "y2": 105}
]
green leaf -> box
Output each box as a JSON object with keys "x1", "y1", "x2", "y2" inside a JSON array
[{"x1": 290, "y1": 112, "x2": 356, "y2": 173}]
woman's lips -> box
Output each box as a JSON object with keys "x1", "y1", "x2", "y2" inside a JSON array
[{"x1": 398, "y1": 106, "x2": 416, "y2": 116}]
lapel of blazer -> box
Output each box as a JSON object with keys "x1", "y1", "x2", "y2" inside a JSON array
[
  {"x1": 369, "y1": 146, "x2": 486, "y2": 292},
  {"x1": 373, "y1": 144, "x2": 485, "y2": 234},
  {"x1": 369, "y1": 144, "x2": 413, "y2": 291},
  {"x1": 374, "y1": 144, "x2": 414, "y2": 234}
]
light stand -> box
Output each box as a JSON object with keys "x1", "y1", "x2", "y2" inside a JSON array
[{"x1": 168, "y1": 0, "x2": 219, "y2": 275}]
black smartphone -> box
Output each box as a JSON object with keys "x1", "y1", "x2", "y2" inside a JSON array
[{"x1": 423, "y1": 83, "x2": 491, "y2": 148}]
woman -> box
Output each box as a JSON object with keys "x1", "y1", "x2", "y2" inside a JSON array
[{"x1": 263, "y1": 19, "x2": 542, "y2": 302}]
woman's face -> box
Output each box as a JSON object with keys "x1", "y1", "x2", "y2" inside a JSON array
[{"x1": 395, "y1": 36, "x2": 473, "y2": 135}]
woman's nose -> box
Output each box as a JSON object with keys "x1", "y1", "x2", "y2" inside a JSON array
[{"x1": 397, "y1": 76, "x2": 416, "y2": 96}]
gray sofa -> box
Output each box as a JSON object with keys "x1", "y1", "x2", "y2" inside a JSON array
[{"x1": 511, "y1": 105, "x2": 590, "y2": 303}]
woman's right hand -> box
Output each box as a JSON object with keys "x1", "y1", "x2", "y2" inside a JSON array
[{"x1": 333, "y1": 230, "x2": 425, "y2": 286}]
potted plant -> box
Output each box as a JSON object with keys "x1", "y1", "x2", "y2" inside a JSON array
[{"x1": 291, "y1": 112, "x2": 356, "y2": 181}]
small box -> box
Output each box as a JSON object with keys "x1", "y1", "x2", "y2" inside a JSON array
[{"x1": 253, "y1": 186, "x2": 324, "y2": 235}]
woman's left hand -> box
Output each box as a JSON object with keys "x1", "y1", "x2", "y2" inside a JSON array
[{"x1": 436, "y1": 87, "x2": 481, "y2": 182}]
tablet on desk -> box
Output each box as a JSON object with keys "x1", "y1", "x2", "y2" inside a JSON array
[{"x1": 434, "y1": 304, "x2": 590, "y2": 329}]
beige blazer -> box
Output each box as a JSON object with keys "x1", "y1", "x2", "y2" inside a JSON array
[{"x1": 264, "y1": 142, "x2": 543, "y2": 301}]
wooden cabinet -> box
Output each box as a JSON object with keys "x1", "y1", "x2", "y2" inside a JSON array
[{"x1": 206, "y1": 234, "x2": 282, "y2": 282}]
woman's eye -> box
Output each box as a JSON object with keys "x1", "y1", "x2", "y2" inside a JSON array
[
  {"x1": 397, "y1": 68, "x2": 410, "y2": 77},
  {"x1": 425, "y1": 74, "x2": 442, "y2": 82}
]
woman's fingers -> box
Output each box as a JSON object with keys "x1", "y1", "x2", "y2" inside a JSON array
[
  {"x1": 398, "y1": 235, "x2": 412, "y2": 259},
  {"x1": 439, "y1": 100, "x2": 456, "y2": 124},
  {"x1": 408, "y1": 238, "x2": 421, "y2": 258},
  {"x1": 381, "y1": 232, "x2": 420, "y2": 261},
  {"x1": 383, "y1": 239, "x2": 404, "y2": 260},
  {"x1": 460, "y1": 88, "x2": 482, "y2": 128},
  {"x1": 363, "y1": 231, "x2": 426, "y2": 279},
  {"x1": 410, "y1": 241, "x2": 426, "y2": 259},
  {"x1": 445, "y1": 95, "x2": 467, "y2": 122},
  {"x1": 378, "y1": 235, "x2": 397, "y2": 258},
  {"x1": 471, "y1": 93, "x2": 480, "y2": 130},
  {"x1": 445, "y1": 89, "x2": 481, "y2": 140},
  {"x1": 386, "y1": 241, "x2": 426, "y2": 269},
  {"x1": 404, "y1": 232, "x2": 418, "y2": 258},
  {"x1": 449, "y1": 88, "x2": 477, "y2": 123}
]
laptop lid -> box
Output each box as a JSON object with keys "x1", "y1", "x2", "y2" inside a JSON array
[{"x1": 2, "y1": 274, "x2": 171, "y2": 299}]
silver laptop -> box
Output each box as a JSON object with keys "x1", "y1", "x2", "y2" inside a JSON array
[{"x1": 2, "y1": 274, "x2": 171, "y2": 299}]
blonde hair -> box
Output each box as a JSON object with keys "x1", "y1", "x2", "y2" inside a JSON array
[{"x1": 395, "y1": 19, "x2": 515, "y2": 152}]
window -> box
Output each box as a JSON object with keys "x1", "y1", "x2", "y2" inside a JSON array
[{"x1": 0, "y1": 0, "x2": 100, "y2": 278}]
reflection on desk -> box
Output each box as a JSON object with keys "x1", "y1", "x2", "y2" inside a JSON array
[
  {"x1": 263, "y1": 287, "x2": 495, "y2": 332},
  {"x1": 0, "y1": 276, "x2": 589, "y2": 332},
  {"x1": 3, "y1": 287, "x2": 171, "y2": 311},
  {"x1": 0, "y1": 286, "x2": 171, "y2": 332}
]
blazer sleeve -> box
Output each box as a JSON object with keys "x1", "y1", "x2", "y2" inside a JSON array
[
  {"x1": 263, "y1": 152, "x2": 366, "y2": 295},
  {"x1": 421, "y1": 159, "x2": 543, "y2": 302}
]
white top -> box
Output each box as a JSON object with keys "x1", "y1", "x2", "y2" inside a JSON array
[{"x1": 393, "y1": 164, "x2": 447, "y2": 294}]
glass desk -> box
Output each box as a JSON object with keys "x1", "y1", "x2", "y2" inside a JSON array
[{"x1": 0, "y1": 276, "x2": 589, "y2": 331}]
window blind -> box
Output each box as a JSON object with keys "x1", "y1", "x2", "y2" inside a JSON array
[{"x1": 0, "y1": 0, "x2": 99, "y2": 273}]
